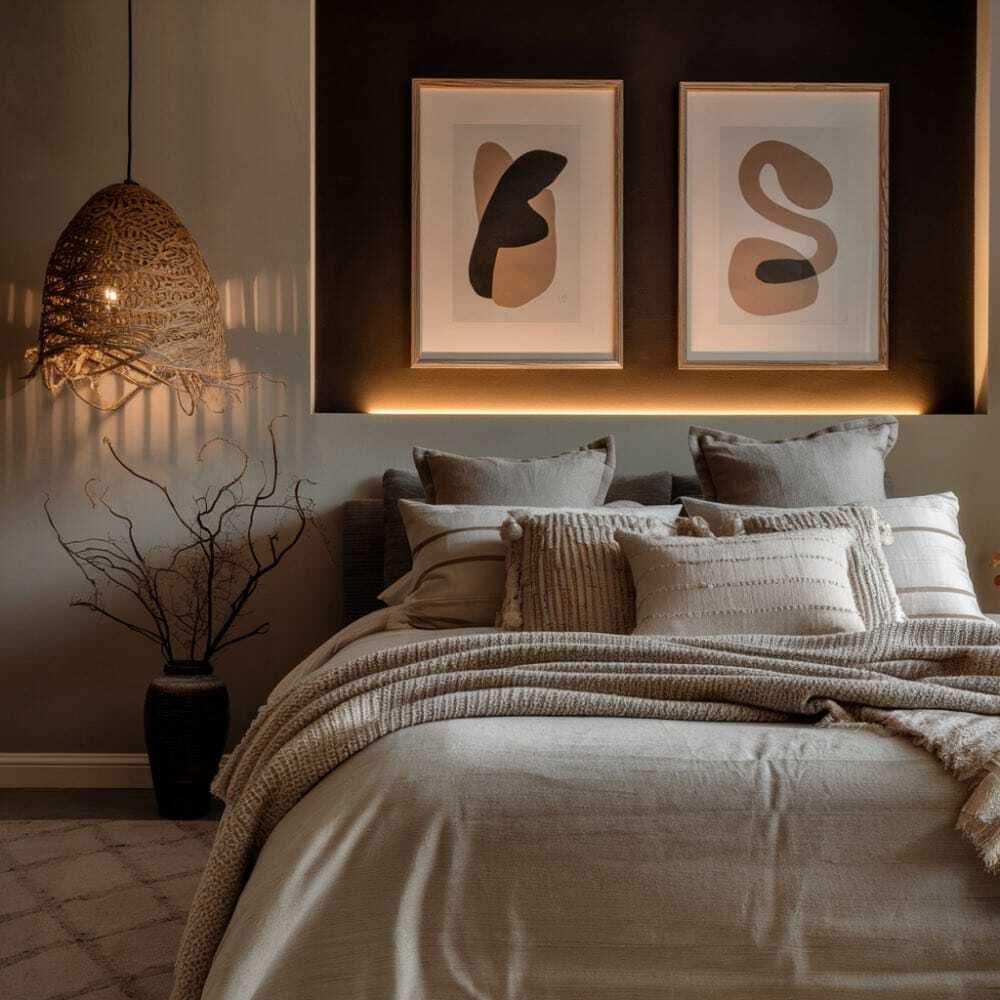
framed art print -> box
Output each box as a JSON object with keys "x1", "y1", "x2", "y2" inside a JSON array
[
  {"x1": 679, "y1": 82, "x2": 888, "y2": 369},
  {"x1": 412, "y1": 79, "x2": 622, "y2": 367}
]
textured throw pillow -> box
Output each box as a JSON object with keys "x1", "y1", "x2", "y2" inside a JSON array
[
  {"x1": 617, "y1": 528, "x2": 866, "y2": 637},
  {"x1": 740, "y1": 507, "x2": 905, "y2": 628},
  {"x1": 688, "y1": 417, "x2": 898, "y2": 506},
  {"x1": 497, "y1": 507, "x2": 691, "y2": 633},
  {"x1": 413, "y1": 437, "x2": 616, "y2": 506},
  {"x1": 386, "y1": 500, "x2": 683, "y2": 629},
  {"x1": 681, "y1": 493, "x2": 984, "y2": 622}
]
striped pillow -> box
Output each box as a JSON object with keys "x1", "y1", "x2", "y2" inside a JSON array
[
  {"x1": 497, "y1": 508, "x2": 695, "y2": 634},
  {"x1": 681, "y1": 493, "x2": 984, "y2": 622},
  {"x1": 387, "y1": 501, "x2": 681, "y2": 629},
  {"x1": 739, "y1": 507, "x2": 905, "y2": 628},
  {"x1": 617, "y1": 527, "x2": 865, "y2": 637},
  {"x1": 873, "y1": 494, "x2": 984, "y2": 621}
]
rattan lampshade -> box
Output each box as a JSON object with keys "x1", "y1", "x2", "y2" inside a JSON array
[
  {"x1": 26, "y1": 181, "x2": 241, "y2": 413},
  {"x1": 25, "y1": 1, "x2": 249, "y2": 414}
]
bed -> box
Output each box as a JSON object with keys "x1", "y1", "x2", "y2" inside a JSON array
[{"x1": 177, "y1": 499, "x2": 1000, "y2": 1000}]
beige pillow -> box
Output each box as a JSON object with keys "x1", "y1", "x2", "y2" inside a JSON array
[
  {"x1": 386, "y1": 500, "x2": 681, "y2": 630},
  {"x1": 688, "y1": 417, "x2": 897, "y2": 506},
  {"x1": 497, "y1": 507, "x2": 692, "y2": 633},
  {"x1": 739, "y1": 507, "x2": 905, "y2": 628},
  {"x1": 681, "y1": 493, "x2": 984, "y2": 622},
  {"x1": 617, "y1": 528, "x2": 865, "y2": 637},
  {"x1": 413, "y1": 437, "x2": 616, "y2": 506}
]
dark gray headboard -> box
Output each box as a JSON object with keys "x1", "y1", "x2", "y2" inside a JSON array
[{"x1": 343, "y1": 499, "x2": 385, "y2": 625}]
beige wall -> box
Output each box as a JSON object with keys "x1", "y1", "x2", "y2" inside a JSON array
[{"x1": 1, "y1": 0, "x2": 998, "y2": 753}]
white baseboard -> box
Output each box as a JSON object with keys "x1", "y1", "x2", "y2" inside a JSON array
[{"x1": 0, "y1": 753, "x2": 153, "y2": 789}]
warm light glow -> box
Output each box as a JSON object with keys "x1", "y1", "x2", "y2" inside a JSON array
[
  {"x1": 365, "y1": 406, "x2": 927, "y2": 416},
  {"x1": 974, "y1": 0, "x2": 991, "y2": 413},
  {"x1": 26, "y1": 182, "x2": 248, "y2": 414}
]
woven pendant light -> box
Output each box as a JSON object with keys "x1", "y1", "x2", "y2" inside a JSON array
[{"x1": 25, "y1": 1, "x2": 244, "y2": 414}]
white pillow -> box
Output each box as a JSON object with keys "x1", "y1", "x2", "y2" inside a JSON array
[
  {"x1": 681, "y1": 493, "x2": 984, "y2": 622},
  {"x1": 385, "y1": 500, "x2": 681, "y2": 629},
  {"x1": 738, "y1": 506, "x2": 904, "y2": 628},
  {"x1": 616, "y1": 527, "x2": 866, "y2": 637}
]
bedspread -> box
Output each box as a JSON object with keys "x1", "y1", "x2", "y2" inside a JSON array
[
  {"x1": 201, "y1": 717, "x2": 1000, "y2": 999},
  {"x1": 172, "y1": 620, "x2": 1000, "y2": 1000}
]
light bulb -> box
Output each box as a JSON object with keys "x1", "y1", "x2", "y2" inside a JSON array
[{"x1": 103, "y1": 287, "x2": 119, "y2": 303}]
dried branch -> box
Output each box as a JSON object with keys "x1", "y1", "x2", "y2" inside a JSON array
[
  {"x1": 44, "y1": 416, "x2": 312, "y2": 666},
  {"x1": 71, "y1": 600, "x2": 163, "y2": 646},
  {"x1": 102, "y1": 437, "x2": 201, "y2": 541}
]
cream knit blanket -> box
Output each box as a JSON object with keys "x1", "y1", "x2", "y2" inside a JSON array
[{"x1": 171, "y1": 621, "x2": 1000, "y2": 1000}]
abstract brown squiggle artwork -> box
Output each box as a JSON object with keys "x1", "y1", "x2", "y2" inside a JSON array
[
  {"x1": 728, "y1": 140, "x2": 837, "y2": 316},
  {"x1": 469, "y1": 143, "x2": 566, "y2": 307}
]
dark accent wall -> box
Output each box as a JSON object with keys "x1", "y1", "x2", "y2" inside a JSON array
[{"x1": 315, "y1": 0, "x2": 976, "y2": 414}]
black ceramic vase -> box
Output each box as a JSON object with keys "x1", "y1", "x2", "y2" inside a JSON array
[{"x1": 144, "y1": 661, "x2": 229, "y2": 819}]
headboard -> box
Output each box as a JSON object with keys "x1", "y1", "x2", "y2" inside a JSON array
[{"x1": 342, "y1": 499, "x2": 385, "y2": 625}]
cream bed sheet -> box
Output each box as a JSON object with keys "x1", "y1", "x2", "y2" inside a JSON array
[{"x1": 202, "y1": 622, "x2": 1000, "y2": 1000}]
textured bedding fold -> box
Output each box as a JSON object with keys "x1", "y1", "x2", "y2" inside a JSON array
[{"x1": 171, "y1": 621, "x2": 1000, "y2": 1000}]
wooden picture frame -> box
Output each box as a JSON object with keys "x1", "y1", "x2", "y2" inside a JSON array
[
  {"x1": 679, "y1": 81, "x2": 889, "y2": 370},
  {"x1": 412, "y1": 78, "x2": 623, "y2": 368}
]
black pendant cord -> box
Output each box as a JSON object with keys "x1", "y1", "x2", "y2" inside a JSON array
[{"x1": 126, "y1": 0, "x2": 134, "y2": 183}]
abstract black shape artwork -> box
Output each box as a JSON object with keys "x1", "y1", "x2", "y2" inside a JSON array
[
  {"x1": 468, "y1": 148, "x2": 567, "y2": 301},
  {"x1": 411, "y1": 79, "x2": 622, "y2": 367}
]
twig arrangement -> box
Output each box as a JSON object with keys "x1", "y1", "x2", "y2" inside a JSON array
[{"x1": 44, "y1": 417, "x2": 313, "y2": 664}]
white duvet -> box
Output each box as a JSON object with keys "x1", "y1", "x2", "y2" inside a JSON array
[{"x1": 202, "y1": 613, "x2": 1000, "y2": 999}]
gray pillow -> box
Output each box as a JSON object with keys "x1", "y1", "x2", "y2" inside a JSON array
[
  {"x1": 688, "y1": 417, "x2": 898, "y2": 507},
  {"x1": 606, "y1": 470, "x2": 674, "y2": 506},
  {"x1": 382, "y1": 469, "x2": 425, "y2": 587},
  {"x1": 413, "y1": 437, "x2": 616, "y2": 506},
  {"x1": 670, "y1": 472, "x2": 702, "y2": 503}
]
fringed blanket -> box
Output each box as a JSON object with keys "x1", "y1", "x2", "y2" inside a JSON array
[{"x1": 171, "y1": 621, "x2": 1000, "y2": 1000}]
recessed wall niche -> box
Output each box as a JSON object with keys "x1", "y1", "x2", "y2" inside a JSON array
[{"x1": 314, "y1": 0, "x2": 977, "y2": 415}]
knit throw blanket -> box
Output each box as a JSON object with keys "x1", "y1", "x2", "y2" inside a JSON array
[{"x1": 171, "y1": 621, "x2": 1000, "y2": 1000}]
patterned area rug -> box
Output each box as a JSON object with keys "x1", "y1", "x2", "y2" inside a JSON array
[{"x1": 0, "y1": 820, "x2": 216, "y2": 1000}]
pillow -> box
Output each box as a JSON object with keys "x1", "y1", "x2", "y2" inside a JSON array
[
  {"x1": 497, "y1": 507, "x2": 693, "y2": 634},
  {"x1": 387, "y1": 500, "x2": 681, "y2": 629},
  {"x1": 739, "y1": 507, "x2": 905, "y2": 628},
  {"x1": 681, "y1": 493, "x2": 984, "y2": 622},
  {"x1": 382, "y1": 469, "x2": 425, "y2": 586},
  {"x1": 413, "y1": 437, "x2": 616, "y2": 506},
  {"x1": 616, "y1": 528, "x2": 865, "y2": 637},
  {"x1": 605, "y1": 470, "x2": 675, "y2": 506},
  {"x1": 381, "y1": 461, "x2": 674, "y2": 588},
  {"x1": 688, "y1": 417, "x2": 898, "y2": 506},
  {"x1": 670, "y1": 472, "x2": 702, "y2": 502}
]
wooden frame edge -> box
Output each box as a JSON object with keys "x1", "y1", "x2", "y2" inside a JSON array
[
  {"x1": 411, "y1": 77, "x2": 624, "y2": 370},
  {"x1": 678, "y1": 81, "x2": 890, "y2": 371}
]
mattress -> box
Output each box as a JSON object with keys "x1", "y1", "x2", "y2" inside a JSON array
[{"x1": 201, "y1": 619, "x2": 1000, "y2": 999}]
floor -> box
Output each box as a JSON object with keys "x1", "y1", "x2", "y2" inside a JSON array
[{"x1": 0, "y1": 791, "x2": 218, "y2": 1000}]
